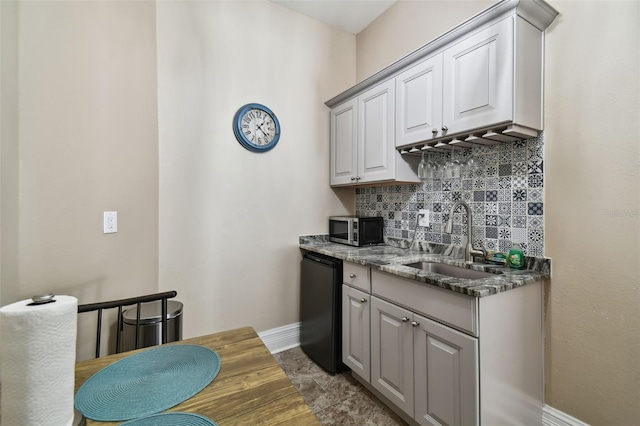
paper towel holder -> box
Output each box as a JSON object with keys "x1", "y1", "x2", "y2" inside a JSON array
[{"x1": 29, "y1": 294, "x2": 56, "y2": 305}]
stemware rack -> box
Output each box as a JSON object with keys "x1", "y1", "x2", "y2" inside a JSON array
[{"x1": 397, "y1": 124, "x2": 538, "y2": 155}]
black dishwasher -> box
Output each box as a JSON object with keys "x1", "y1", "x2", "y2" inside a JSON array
[{"x1": 300, "y1": 252, "x2": 349, "y2": 374}]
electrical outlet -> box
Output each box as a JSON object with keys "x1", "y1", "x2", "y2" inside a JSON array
[
  {"x1": 418, "y1": 209, "x2": 430, "y2": 227},
  {"x1": 104, "y1": 211, "x2": 117, "y2": 234}
]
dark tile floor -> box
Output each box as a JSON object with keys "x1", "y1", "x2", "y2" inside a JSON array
[{"x1": 273, "y1": 347, "x2": 408, "y2": 425}]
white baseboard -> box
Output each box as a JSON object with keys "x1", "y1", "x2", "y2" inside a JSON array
[
  {"x1": 258, "y1": 322, "x2": 301, "y2": 354},
  {"x1": 543, "y1": 405, "x2": 590, "y2": 426}
]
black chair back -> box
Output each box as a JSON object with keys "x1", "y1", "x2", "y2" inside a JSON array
[{"x1": 78, "y1": 291, "x2": 177, "y2": 358}]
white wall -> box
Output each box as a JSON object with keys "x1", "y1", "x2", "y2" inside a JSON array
[
  {"x1": 156, "y1": 1, "x2": 355, "y2": 338},
  {"x1": 543, "y1": 2, "x2": 640, "y2": 424},
  {"x1": 0, "y1": 1, "x2": 20, "y2": 310},
  {"x1": 0, "y1": 1, "x2": 160, "y2": 361},
  {"x1": 1, "y1": 0, "x2": 354, "y2": 361}
]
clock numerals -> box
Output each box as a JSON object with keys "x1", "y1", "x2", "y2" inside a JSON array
[{"x1": 245, "y1": 109, "x2": 276, "y2": 146}]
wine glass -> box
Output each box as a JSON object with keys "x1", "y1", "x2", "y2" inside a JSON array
[
  {"x1": 418, "y1": 151, "x2": 428, "y2": 180},
  {"x1": 444, "y1": 145, "x2": 462, "y2": 179},
  {"x1": 452, "y1": 147, "x2": 463, "y2": 178},
  {"x1": 426, "y1": 152, "x2": 438, "y2": 180},
  {"x1": 464, "y1": 150, "x2": 480, "y2": 177}
]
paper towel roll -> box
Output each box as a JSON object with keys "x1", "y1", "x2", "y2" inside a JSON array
[{"x1": 0, "y1": 295, "x2": 78, "y2": 426}]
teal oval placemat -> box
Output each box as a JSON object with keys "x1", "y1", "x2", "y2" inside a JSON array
[
  {"x1": 75, "y1": 345, "x2": 221, "y2": 421},
  {"x1": 121, "y1": 412, "x2": 218, "y2": 425}
]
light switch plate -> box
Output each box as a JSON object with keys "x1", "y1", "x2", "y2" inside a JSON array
[
  {"x1": 418, "y1": 209, "x2": 430, "y2": 227},
  {"x1": 104, "y1": 211, "x2": 117, "y2": 234}
]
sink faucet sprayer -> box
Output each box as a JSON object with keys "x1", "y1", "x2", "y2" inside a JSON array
[{"x1": 444, "y1": 201, "x2": 486, "y2": 263}]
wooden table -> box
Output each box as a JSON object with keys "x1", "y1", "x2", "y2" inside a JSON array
[{"x1": 75, "y1": 327, "x2": 319, "y2": 425}]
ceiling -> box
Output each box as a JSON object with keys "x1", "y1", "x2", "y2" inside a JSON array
[{"x1": 269, "y1": 0, "x2": 397, "y2": 34}]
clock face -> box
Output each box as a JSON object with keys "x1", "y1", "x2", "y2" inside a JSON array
[{"x1": 233, "y1": 104, "x2": 280, "y2": 152}]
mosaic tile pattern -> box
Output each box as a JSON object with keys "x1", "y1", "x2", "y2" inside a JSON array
[{"x1": 356, "y1": 135, "x2": 544, "y2": 256}]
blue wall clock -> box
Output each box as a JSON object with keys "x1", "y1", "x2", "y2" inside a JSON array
[{"x1": 233, "y1": 103, "x2": 281, "y2": 153}]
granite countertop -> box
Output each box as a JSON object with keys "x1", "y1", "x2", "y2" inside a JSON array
[{"x1": 299, "y1": 235, "x2": 550, "y2": 298}]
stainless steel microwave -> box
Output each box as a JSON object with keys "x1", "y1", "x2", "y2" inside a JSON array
[{"x1": 329, "y1": 216, "x2": 384, "y2": 247}]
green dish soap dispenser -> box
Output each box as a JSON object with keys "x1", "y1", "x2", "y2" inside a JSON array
[{"x1": 507, "y1": 243, "x2": 525, "y2": 270}]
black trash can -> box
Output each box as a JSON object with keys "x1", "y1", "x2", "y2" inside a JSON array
[{"x1": 120, "y1": 300, "x2": 183, "y2": 352}]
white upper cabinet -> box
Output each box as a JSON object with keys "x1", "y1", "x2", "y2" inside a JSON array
[
  {"x1": 395, "y1": 17, "x2": 515, "y2": 145},
  {"x1": 330, "y1": 80, "x2": 420, "y2": 186},
  {"x1": 442, "y1": 17, "x2": 514, "y2": 135},
  {"x1": 327, "y1": 0, "x2": 558, "y2": 153},
  {"x1": 330, "y1": 98, "x2": 357, "y2": 186},
  {"x1": 395, "y1": 54, "x2": 443, "y2": 146},
  {"x1": 358, "y1": 80, "x2": 396, "y2": 183}
]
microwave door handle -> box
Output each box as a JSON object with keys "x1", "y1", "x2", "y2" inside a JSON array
[{"x1": 349, "y1": 220, "x2": 354, "y2": 245}]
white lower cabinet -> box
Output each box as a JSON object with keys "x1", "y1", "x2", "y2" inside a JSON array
[
  {"x1": 341, "y1": 264, "x2": 543, "y2": 426},
  {"x1": 371, "y1": 297, "x2": 415, "y2": 417},
  {"x1": 413, "y1": 312, "x2": 478, "y2": 426},
  {"x1": 371, "y1": 296, "x2": 478, "y2": 426},
  {"x1": 341, "y1": 285, "x2": 370, "y2": 382}
]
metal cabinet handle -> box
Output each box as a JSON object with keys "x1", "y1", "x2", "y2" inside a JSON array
[
  {"x1": 441, "y1": 126, "x2": 448, "y2": 132},
  {"x1": 355, "y1": 176, "x2": 361, "y2": 180},
  {"x1": 411, "y1": 321, "x2": 420, "y2": 327},
  {"x1": 349, "y1": 273, "x2": 356, "y2": 278},
  {"x1": 402, "y1": 317, "x2": 410, "y2": 322},
  {"x1": 431, "y1": 128, "x2": 438, "y2": 134},
  {"x1": 350, "y1": 176, "x2": 356, "y2": 181},
  {"x1": 360, "y1": 298, "x2": 367, "y2": 303}
]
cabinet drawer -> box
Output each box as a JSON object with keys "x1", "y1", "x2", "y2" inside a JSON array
[
  {"x1": 372, "y1": 270, "x2": 477, "y2": 336},
  {"x1": 343, "y1": 262, "x2": 370, "y2": 293}
]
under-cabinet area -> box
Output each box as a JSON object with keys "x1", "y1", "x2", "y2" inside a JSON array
[{"x1": 341, "y1": 262, "x2": 544, "y2": 426}]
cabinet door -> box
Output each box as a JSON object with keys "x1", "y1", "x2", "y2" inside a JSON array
[
  {"x1": 395, "y1": 54, "x2": 443, "y2": 146},
  {"x1": 342, "y1": 285, "x2": 370, "y2": 382},
  {"x1": 371, "y1": 297, "x2": 414, "y2": 417},
  {"x1": 414, "y1": 313, "x2": 478, "y2": 426},
  {"x1": 357, "y1": 80, "x2": 396, "y2": 183},
  {"x1": 442, "y1": 17, "x2": 514, "y2": 135},
  {"x1": 330, "y1": 98, "x2": 358, "y2": 186}
]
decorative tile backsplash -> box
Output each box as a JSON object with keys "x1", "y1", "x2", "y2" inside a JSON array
[{"x1": 355, "y1": 134, "x2": 544, "y2": 256}]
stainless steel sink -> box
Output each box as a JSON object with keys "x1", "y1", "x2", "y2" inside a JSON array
[{"x1": 403, "y1": 262, "x2": 494, "y2": 280}]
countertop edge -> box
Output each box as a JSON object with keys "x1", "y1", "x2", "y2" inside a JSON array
[{"x1": 300, "y1": 241, "x2": 548, "y2": 298}]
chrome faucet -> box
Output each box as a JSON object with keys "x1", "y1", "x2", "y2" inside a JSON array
[{"x1": 444, "y1": 201, "x2": 486, "y2": 263}]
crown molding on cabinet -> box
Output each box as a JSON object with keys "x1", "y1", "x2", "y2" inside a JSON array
[
  {"x1": 517, "y1": 0, "x2": 560, "y2": 31},
  {"x1": 325, "y1": 0, "x2": 559, "y2": 109}
]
